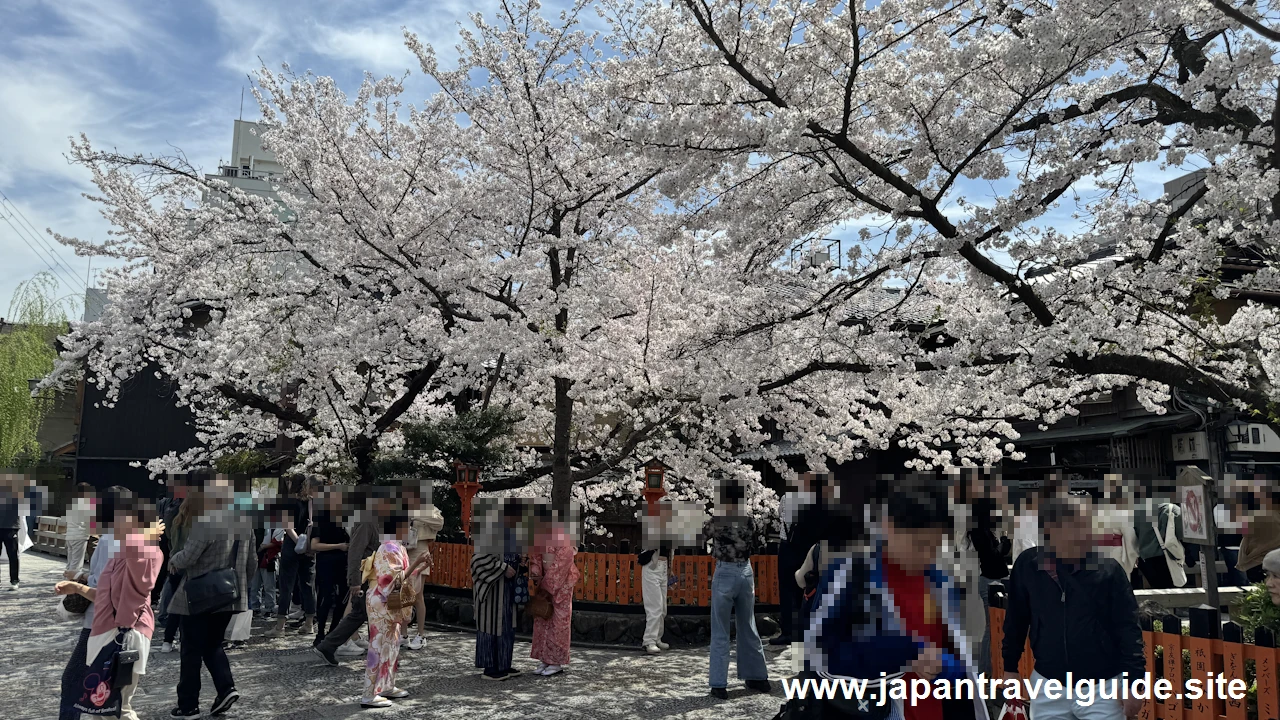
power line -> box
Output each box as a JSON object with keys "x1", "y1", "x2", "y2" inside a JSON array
[
  {"x1": 0, "y1": 213, "x2": 86, "y2": 294},
  {"x1": 0, "y1": 208, "x2": 85, "y2": 293},
  {"x1": 0, "y1": 196, "x2": 85, "y2": 289},
  {"x1": 0, "y1": 189, "x2": 87, "y2": 290}
]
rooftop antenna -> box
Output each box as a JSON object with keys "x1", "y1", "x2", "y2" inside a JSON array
[{"x1": 239, "y1": 87, "x2": 245, "y2": 121}]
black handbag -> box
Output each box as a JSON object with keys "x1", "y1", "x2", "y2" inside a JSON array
[{"x1": 185, "y1": 538, "x2": 241, "y2": 615}]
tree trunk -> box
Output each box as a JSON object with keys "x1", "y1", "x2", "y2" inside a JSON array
[
  {"x1": 351, "y1": 436, "x2": 377, "y2": 485},
  {"x1": 551, "y1": 375, "x2": 574, "y2": 519}
]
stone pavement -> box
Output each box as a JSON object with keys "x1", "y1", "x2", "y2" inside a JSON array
[{"x1": 0, "y1": 551, "x2": 792, "y2": 719}]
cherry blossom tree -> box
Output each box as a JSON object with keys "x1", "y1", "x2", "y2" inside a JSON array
[
  {"x1": 49, "y1": 1, "x2": 778, "y2": 516},
  {"x1": 50, "y1": 0, "x2": 1280, "y2": 516},
  {"x1": 596, "y1": 0, "x2": 1280, "y2": 467}
]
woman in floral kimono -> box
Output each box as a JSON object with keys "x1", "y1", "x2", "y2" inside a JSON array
[
  {"x1": 528, "y1": 507, "x2": 579, "y2": 676},
  {"x1": 361, "y1": 515, "x2": 429, "y2": 709}
]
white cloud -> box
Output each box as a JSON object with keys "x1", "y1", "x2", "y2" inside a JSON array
[{"x1": 312, "y1": 25, "x2": 420, "y2": 75}]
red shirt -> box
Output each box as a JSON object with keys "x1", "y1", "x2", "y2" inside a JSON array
[{"x1": 883, "y1": 558, "x2": 948, "y2": 720}]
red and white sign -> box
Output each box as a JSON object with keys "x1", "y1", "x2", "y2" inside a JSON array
[{"x1": 1181, "y1": 484, "x2": 1208, "y2": 542}]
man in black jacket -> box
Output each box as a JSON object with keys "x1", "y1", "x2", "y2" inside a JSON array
[
  {"x1": 1002, "y1": 496, "x2": 1144, "y2": 719},
  {"x1": 313, "y1": 486, "x2": 386, "y2": 666}
]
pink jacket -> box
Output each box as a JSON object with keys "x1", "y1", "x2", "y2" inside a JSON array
[{"x1": 90, "y1": 533, "x2": 162, "y2": 638}]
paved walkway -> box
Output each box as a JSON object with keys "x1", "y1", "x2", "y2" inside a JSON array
[{"x1": 0, "y1": 551, "x2": 791, "y2": 719}]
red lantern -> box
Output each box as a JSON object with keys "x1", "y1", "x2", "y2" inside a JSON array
[
  {"x1": 637, "y1": 458, "x2": 670, "y2": 514},
  {"x1": 453, "y1": 461, "x2": 482, "y2": 538}
]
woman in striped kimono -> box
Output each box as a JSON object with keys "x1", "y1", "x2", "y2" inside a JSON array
[{"x1": 472, "y1": 500, "x2": 523, "y2": 681}]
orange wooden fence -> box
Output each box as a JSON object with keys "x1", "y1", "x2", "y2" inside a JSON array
[
  {"x1": 989, "y1": 603, "x2": 1279, "y2": 720},
  {"x1": 424, "y1": 542, "x2": 780, "y2": 607}
]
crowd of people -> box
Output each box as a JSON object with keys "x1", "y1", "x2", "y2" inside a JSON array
[
  {"x1": 2, "y1": 466, "x2": 1276, "y2": 720},
  {"x1": 770, "y1": 469, "x2": 1280, "y2": 720}
]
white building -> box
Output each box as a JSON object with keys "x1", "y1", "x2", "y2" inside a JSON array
[{"x1": 203, "y1": 120, "x2": 284, "y2": 202}]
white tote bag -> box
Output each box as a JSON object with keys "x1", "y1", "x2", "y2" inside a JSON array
[
  {"x1": 1152, "y1": 503, "x2": 1188, "y2": 587},
  {"x1": 0, "y1": 516, "x2": 34, "y2": 560},
  {"x1": 225, "y1": 611, "x2": 252, "y2": 641}
]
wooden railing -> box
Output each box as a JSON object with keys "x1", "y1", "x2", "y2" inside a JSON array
[
  {"x1": 990, "y1": 586, "x2": 1279, "y2": 720},
  {"x1": 425, "y1": 541, "x2": 780, "y2": 607}
]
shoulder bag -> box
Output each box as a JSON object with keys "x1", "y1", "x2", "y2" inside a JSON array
[
  {"x1": 186, "y1": 537, "x2": 242, "y2": 614},
  {"x1": 293, "y1": 499, "x2": 314, "y2": 554}
]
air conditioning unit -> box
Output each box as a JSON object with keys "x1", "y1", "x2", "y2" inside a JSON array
[{"x1": 1171, "y1": 431, "x2": 1208, "y2": 461}]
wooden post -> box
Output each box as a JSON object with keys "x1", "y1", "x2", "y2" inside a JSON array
[
  {"x1": 1256, "y1": 627, "x2": 1278, "y2": 720},
  {"x1": 1186, "y1": 605, "x2": 1221, "y2": 720},
  {"x1": 1140, "y1": 614, "x2": 1156, "y2": 720},
  {"x1": 1221, "y1": 622, "x2": 1248, "y2": 720},
  {"x1": 1160, "y1": 613, "x2": 1186, "y2": 720}
]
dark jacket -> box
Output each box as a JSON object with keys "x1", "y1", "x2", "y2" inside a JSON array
[
  {"x1": 968, "y1": 499, "x2": 1011, "y2": 580},
  {"x1": 1001, "y1": 547, "x2": 1144, "y2": 681},
  {"x1": 345, "y1": 520, "x2": 380, "y2": 588},
  {"x1": 167, "y1": 511, "x2": 257, "y2": 615},
  {"x1": 0, "y1": 491, "x2": 18, "y2": 530}
]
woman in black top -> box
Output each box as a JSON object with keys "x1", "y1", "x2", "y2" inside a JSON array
[
  {"x1": 963, "y1": 476, "x2": 1011, "y2": 678},
  {"x1": 310, "y1": 490, "x2": 350, "y2": 646},
  {"x1": 267, "y1": 476, "x2": 318, "y2": 638}
]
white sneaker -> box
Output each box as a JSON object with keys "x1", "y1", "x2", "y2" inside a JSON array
[
  {"x1": 656, "y1": 641, "x2": 670, "y2": 650},
  {"x1": 7, "y1": 582, "x2": 17, "y2": 591},
  {"x1": 287, "y1": 609, "x2": 304, "y2": 621},
  {"x1": 161, "y1": 642, "x2": 175, "y2": 653},
  {"x1": 336, "y1": 640, "x2": 365, "y2": 657},
  {"x1": 540, "y1": 664, "x2": 563, "y2": 676},
  {"x1": 645, "y1": 644, "x2": 661, "y2": 654},
  {"x1": 353, "y1": 635, "x2": 369, "y2": 649},
  {"x1": 407, "y1": 635, "x2": 424, "y2": 651}
]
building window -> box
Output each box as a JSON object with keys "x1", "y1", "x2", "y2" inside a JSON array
[{"x1": 1252, "y1": 427, "x2": 1262, "y2": 445}]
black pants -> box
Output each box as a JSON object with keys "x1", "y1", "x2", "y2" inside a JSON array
[
  {"x1": 59, "y1": 627, "x2": 91, "y2": 720},
  {"x1": 177, "y1": 612, "x2": 235, "y2": 711},
  {"x1": 277, "y1": 549, "x2": 315, "y2": 615},
  {"x1": 776, "y1": 540, "x2": 804, "y2": 641},
  {"x1": 154, "y1": 536, "x2": 171, "y2": 605},
  {"x1": 0, "y1": 529, "x2": 19, "y2": 584},
  {"x1": 163, "y1": 573, "x2": 183, "y2": 643},
  {"x1": 314, "y1": 563, "x2": 348, "y2": 644},
  {"x1": 317, "y1": 585, "x2": 367, "y2": 653}
]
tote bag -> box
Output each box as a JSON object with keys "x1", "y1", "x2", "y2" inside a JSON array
[{"x1": 69, "y1": 629, "x2": 127, "y2": 717}]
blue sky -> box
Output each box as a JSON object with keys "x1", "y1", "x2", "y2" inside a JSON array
[
  {"x1": 0, "y1": 0, "x2": 1196, "y2": 320},
  {"x1": 0, "y1": 0, "x2": 506, "y2": 319}
]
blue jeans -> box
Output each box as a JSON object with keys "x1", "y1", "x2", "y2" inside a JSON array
[
  {"x1": 709, "y1": 561, "x2": 769, "y2": 689},
  {"x1": 249, "y1": 568, "x2": 276, "y2": 612}
]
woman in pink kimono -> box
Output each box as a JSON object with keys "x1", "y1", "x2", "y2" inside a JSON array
[
  {"x1": 528, "y1": 508, "x2": 580, "y2": 676},
  {"x1": 361, "y1": 515, "x2": 429, "y2": 708}
]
